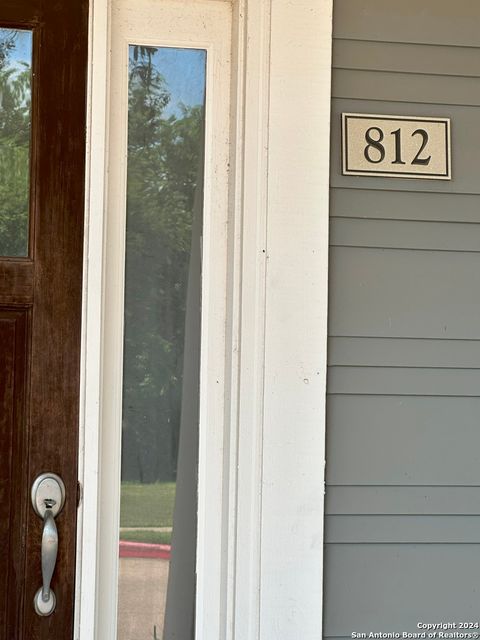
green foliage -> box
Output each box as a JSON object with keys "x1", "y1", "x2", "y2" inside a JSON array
[
  {"x1": 0, "y1": 31, "x2": 15, "y2": 71},
  {"x1": 122, "y1": 47, "x2": 204, "y2": 482},
  {"x1": 0, "y1": 31, "x2": 31, "y2": 256}
]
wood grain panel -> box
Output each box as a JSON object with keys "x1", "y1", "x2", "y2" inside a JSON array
[
  {"x1": 0, "y1": 262, "x2": 34, "y2": 305},
  {"x1": 0, "y1": 311, "x2": 28, "y2": 638},
  {"x1": 0, "y1": 318, "x2": 17, "y2": 636},
  {"x1": 23, "y1": 1, "x2": 88, "y2": 637},
  {"x1": 0, "y1": 0, "x2": 88, "y2": 637}
]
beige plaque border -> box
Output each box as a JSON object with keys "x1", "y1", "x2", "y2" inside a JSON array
[{"x1": 341, "y1": 113, "x2": 452, "y2": 180}]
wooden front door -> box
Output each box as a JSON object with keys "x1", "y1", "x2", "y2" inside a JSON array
[{"x1": 0, "y1": 0, "x2": 88, "y2": 638}]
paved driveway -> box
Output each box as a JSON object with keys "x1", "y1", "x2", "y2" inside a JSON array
[{"x1": 117, "y1": 557, "x2": 169, "y2": 640}]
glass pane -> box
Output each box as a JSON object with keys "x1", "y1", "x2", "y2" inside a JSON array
[
  {"x1": 0, "y1": 28, "x2": 32, "y2": 257},
  {"x1": 117, "y1": 46, "x2": 206, "y2": 640}
]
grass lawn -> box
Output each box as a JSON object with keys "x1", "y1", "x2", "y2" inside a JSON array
[
  {"x1": 119, "y1": 529, "x2": 172, "y2": 545},
  {"x1": 120, "y1": 482, "x2": 176, "y2": 528}
]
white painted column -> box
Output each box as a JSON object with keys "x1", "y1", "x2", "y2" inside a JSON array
[
  {"x1": 213, "y1": 0, "x2": 333, "y2": 637},
  {"x1": 259, "y1": 1, "x2": 332, "y2": 638}
]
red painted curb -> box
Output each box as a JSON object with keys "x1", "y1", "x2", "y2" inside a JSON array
[{"x1": 119, "y1": 540, "x2": 171, "y2": 560}]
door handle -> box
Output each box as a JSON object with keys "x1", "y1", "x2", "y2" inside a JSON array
[
  {"x1": 39, "y1": 503, "x2": 58, "y2": 612},
  {"x1": 31, "y1": 473, "x2": 66, "y2": 616}
]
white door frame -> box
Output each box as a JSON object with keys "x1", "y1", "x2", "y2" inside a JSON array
[{"x1": 76, "y1": 0, "x2": 333, "y2": 638}]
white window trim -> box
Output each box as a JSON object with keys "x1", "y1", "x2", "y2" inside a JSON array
[
  {"x1": 76, "y1": 0, "x2": 333, "y2": 638},
  {"x1": 75, "y1": 0, "x2": 110, "y2": 637}
]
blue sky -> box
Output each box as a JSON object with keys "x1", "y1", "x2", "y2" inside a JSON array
[
  {"x1": 3, "y1": 30, "x2": 206, "y2": 119},
  {"x1": 129, "y1": 45, "x2": 206, "y2": 118},
  {"x1": 1, "y1": 27, "x2": 32, "y2": 66}
]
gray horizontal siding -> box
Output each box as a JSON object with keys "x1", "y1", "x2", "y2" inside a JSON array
[
  {"x1": 329, "y1": 247, "x2": 480, "y2": 339},
  {"x1": 325, "y1": 516, "x2": 480, "y2": 543},
  {"x1": 333, "y1": 69, "x2": 480, "y2": 106},
  {"x1": 328, "y1": 367, "x2": 480, "y2": 396},
  {"x1": 326, "y1": 486, "x2": 480, "y2": 515},
  {"x1": 326, "y1": 396, "x2": 480, "y2": 485},
  {"x1": 333, "y1": 0, "x2": 480, "y2": 47},
  {"x1": 329, "y1": 338, "x2": 480, "y2": 368},
  {"x1": 333, "y1": 40, "x2": 480, "y2": 77},
  {"x1": 330, "y1": 218, "x2": 480, "y2": 252},
  {"x1": 324, "y1": 544, "x2": 480, "y2": 635},
  {"x1": 325, "y1": 1, "x2": 480, "y2": 630},
  {"x1": 331, "y1": 189, "x2": 480, "y2": 222}
]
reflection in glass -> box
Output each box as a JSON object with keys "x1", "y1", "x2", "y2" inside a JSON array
[
  {"x1": 0, "y1": 28, "x2": 32, "y2": 257},
  {"x1": 117, "y1": 46, "x2": 206, "y2": 640}
]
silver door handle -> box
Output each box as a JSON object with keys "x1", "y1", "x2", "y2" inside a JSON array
[
  {"x1": 31, "y1": 473, "x2": 66, "y2": 616},
  {"x1": 40, "y1": 504, "x2": 58, "y2": 606}
]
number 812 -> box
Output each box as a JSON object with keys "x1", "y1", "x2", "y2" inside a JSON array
[{"x1": 364, "y1": 126, "x2": 431, "y2": 166}]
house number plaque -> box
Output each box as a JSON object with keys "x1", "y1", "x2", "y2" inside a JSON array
[{"x1": 342, "y1": 113, "x2": 451, "y2": 180}]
